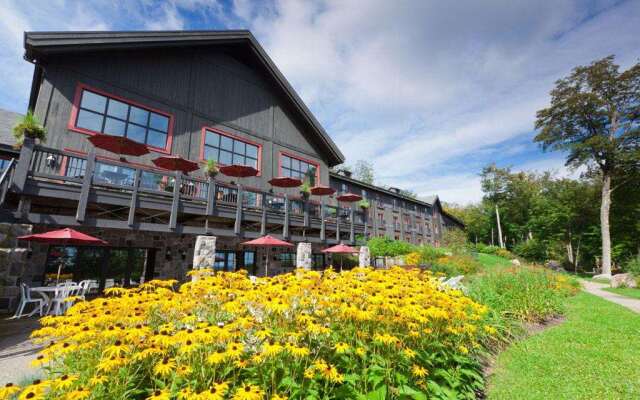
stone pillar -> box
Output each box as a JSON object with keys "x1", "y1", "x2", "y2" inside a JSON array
[
  {"x1": 192, "y1": 236, "x2": 216, "y2": 280},
  {"x1": 296, "y1": 242, "x2": 312, "y2": 270},
  {"x1": 359, "y1": 246, "x2": 370, "y2": 267}
]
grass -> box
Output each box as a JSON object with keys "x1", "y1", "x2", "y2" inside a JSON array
[
  {"x1": 487, "y1": 292, "x2": 640, "y2": 399},
  {"x1": 476, "y1": 253, "x2": 512, "y2": 272},
  {"x1": 603, "y1": 287, "x2": 640, "y2": 299}
]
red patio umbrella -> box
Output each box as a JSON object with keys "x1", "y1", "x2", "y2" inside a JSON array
[
  {"x1": 152, "y1": 155, "x2": 199, "y2": 174},
  {"x1": 88, "y1": 134, "x2": 150, "y2": 157},
  {"x1": 219, "y1": 165, "x2": 259, "y2": 178},
  {"x1": 322, "y1": 243, "x2": 358, "y2": 272},
  {"x1": 18, "y1": 228, "x2": 108, "y2": 283},
  {"x1": 336, "y1": 193, "x2": 362, "y2": 202},
  {"x1": 242, "y1": 235, "x2": 293, "y2": 277},
  {"x1": 310, "y1": 185, "x2": 336, "y2": 196},
  {"x1": 268, "y1": 177, "x2": 302, "y2": 188}
]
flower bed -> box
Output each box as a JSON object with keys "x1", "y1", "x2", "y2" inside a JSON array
[{"x1": 9, "y1": 267, "x2": 498, "y2": 400}]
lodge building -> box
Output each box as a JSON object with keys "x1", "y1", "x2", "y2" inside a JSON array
[{"x1": 0, "y1": 31, "x2": 462, "y2": 309}]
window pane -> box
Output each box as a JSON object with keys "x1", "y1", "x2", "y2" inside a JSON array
[
  {"x1": 233, "y1": 153, "x2": 244, "y2": 165},
  {"x1": 219, "y1": 150, "x2": 232, "y2": 165},
  {"x1": 127, "y1": 123, "x2": 146, "y2": 143},
  {"x1": 76, "y1": 110, "x2": 104, "y2": 132},
  {"x1": 129, "y1": 106, "x2": 149, "y2": 126},
  {"x1": 147, "y1": 129, "x2": 167, "y2": 148},
  {"x1": 149, "y1": 113, "x2": 169, "y2": 132},
  {"x1": 80, "y1": 91, "x2": 106, "y2": 113},
  {"x1": 247, "y1": 157, "x2": 258, "y2": 169},
  {"x1": 103, "y1": 117, "x2": 126, "y2": 136},
  {"x1": 204, "y1": 147, "x2": 218, "y2": 161},
  {"x1": 283, "y1": 156, "x2": 291, "y2": 169},
  {"x1": 107, "y1": 99, "x2": 128, "y2": 119},
  {"x1": 234, "y1": 140, "x2": 246, "y2": 155},
  {"x1": 292, "y1": 158, "x2": 301, "y2": 172},
  {"x1": 205, "y1": 132, "x2": 220, "y2": 147},
  {"x1": 220, "y1": 136, "x2": 233, "y2": 151},
  {"x1": 246, "y1": 144, "x2": 258, "y2": 158}
]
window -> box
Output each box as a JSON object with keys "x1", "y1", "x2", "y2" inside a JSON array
[
  {"x1": 361, "y1": 189, "x2": 367, "y2": 198},
  {"x1": 203, "y1": 128, "x2": 260, "y2": 170},
  {"x1": 312, "y1": 254, "x2": 325, "y2": 270},
  {"x1": 280, "y1": 153, "x2": 318, "y2": 185},
  {"x1": 71, "y1": 85, "x2": 172, "y2": 150},
  {"x1": 341, "y1": 183, "x2": 347, "y2": 193},
  {"x1": 0, "y1": 158, "x2": 9, "y2": 170},
  {"x1": 280, "y1": 252, "x2": 295, "y2": 269}
]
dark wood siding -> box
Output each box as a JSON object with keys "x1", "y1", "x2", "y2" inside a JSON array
[{"x1": 32, "y1": 47, "x2": 330, "y2": 192}]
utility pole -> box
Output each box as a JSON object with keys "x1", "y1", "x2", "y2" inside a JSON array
[{"x1": 495, "y1": 204, "x2": 504, "y2": 249}]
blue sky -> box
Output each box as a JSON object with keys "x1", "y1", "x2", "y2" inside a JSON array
[{"x1": 1, "y1": 0, "x2": 639, "y2": 203}]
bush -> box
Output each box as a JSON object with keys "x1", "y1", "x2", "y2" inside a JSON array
[
  {"x1": 404, "y1": 251, "x2": 421, "y2": 266},
  {"x1": 367, "y1": 236, "x2": 416, "y2": 258},
  {"x1": 624, "y1": 258, "x2": 640, "y2": 277},
  {"x1": 513, "y1": 239, "x2": 547, "y2": 262},
  {"x1": 442, "y1": 229, "x2": 468, "y2": 253},
  {"x1": 468, "y1": 266, "x2": 579, "y2": 325},
  {"x1": 25, "y1": 268, "x2": 495, "y2": 399},
  {"x1": 430, "y1": 255, "x2": 482, "y2": 276},
  {"x1": 418, "y1": 245, "x2": 448, "y2": 265}
]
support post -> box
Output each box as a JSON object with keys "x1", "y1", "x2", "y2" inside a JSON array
[
  {"x1": 128, "y1": 169, "x2": 141, "y2": 227},
  {"x1": 206, "y1": 177, "x2": 216, "y2": 216},
  {"x1": 169, "y1": 173, "x2": 181, "y2": 230},
  {"x1": 359, "y1": 246, "x2": 370, "y2": 267},
  {"x1": 283, "y1": 196, "x2": 290, "y2": 239},
  {"x1": 260, "y1": 192, "x2": 267, "y2": 236},
  {"x1": 296, "y1": 242, "x2": 312, "y2": 270},
  {"x1": 11, "y1": 137, "x2": 35, "y2": 193},
  {"x1": 234, "y1": 184, "x2": 243, "y2": 235},
  {"x1": 336, "y1": 208, "x2": 341, "y2": 242},
  {"x1": 76, "y1": 147, "x2": 96, "y2": 222},
  {"x1": 192, "y1": 235, "x2": 217, "y2": 280},
  {"x1": 17, "y1": 196, "x2": 31, "y2": 220},
  {"x1": 350, "y1": 208, "x2": 355, "y2": 244},
  {"x1": 320, "y1": 199, "x2": 326, "y2": 241},
  {"x1": 303, "y1": 200, "x2": 310, "y2": 228}
]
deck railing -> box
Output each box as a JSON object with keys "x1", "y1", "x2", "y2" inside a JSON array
[{"x1": 11, "y1": 142, "x2": 366, "y2": 239}]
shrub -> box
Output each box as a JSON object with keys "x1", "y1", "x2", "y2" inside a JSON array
[
  {"x1": 404, "y1": 251, "x2": 421, "y2": 266},
  {"x1": 442, "y1": 229, "x2": 468, "y2": 253},
  {"x1": 513, "y1": 239, "x2": 547, "y2": 262},
  {"x1": 367, "y1": 236, "x2": 416, "y2": 258},
  {"x1": 468, "y1": 266, "x2": 579, "y2": 325},
  {"x1": 431, "y1": 255, "x2": 482, "y2": 276},
  {"x1": 495, "y1": 248, "x2": 514, "y2": 259},
  {"x1": 24, "y1": 268, "x2": 495, "y2": 399},
  {"x1": 624, "y1": 257, "x2": 640, "y2": 277},
  {"x1": 418, "y1": 245, "x2": 448, "y2": 265}
]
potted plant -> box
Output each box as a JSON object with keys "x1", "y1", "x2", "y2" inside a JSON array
[
  {"x1": 204, "y1": 159, "x2": 219, "y2": 179},
  {"x1": 300, "y1": 181, "x2": 311, "y2": 201},
  {"x1": 358, "y1": 199, "x2": 370, "y2": 210},
  {"x1": 13, "y1": 111, "x2": 47, "y2": 146}
]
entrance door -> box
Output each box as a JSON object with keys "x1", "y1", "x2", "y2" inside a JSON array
[{"x1": 214, "y1": 251, "x2": 236, "y2": 272}]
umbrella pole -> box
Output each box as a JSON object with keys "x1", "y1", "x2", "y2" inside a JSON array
[{"x1": 265, "y1": 248, "x2": 269, "y2": 277}]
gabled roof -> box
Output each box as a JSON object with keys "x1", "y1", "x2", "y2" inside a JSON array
[
  {"x1": 23, "y1": 30, "x2": 345, "y2": 166},
  {"x1": 0, "y1": 108, "x2": 21, "y2": 153}
]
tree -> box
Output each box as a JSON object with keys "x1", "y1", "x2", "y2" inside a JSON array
[
  {"x1": 534, "y1": 56, "x2": 640, "y2": 276},
  {"x1": 353, "y1": 160, "x2": 375, "y2": 184},
  {"x1": 480, "y1": 164, "x2": 510, "y2": 248}
]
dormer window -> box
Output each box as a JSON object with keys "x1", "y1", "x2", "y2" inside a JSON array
[
  {"x1": 279, "y1": 152, "x2": 319, "y2": 186},
  {"x1": 201, "y1": 127, "x2": 262, "y2": 173}
]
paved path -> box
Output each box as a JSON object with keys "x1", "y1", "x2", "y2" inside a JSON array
[
  {"x1": 0, "y1": 317, "x2": 42, "y2": 386},
  {"x1": 582, "y1": 280, "x2": 640, "y2": 314}
]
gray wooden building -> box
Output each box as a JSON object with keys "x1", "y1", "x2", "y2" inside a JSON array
[{"x1": 0, "y1": 30, "x2": 462, "y2": 298}]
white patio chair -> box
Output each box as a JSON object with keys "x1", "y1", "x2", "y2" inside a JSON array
[
  {"x1": 47, "y1": 283, "x2": 75, "y2": 316},
  {"x1": 76, "y1": 280, "x2": 92, "y2": 300},
  {"x1": 11, "y1": 284, "x2": 45, "y2": 319}
]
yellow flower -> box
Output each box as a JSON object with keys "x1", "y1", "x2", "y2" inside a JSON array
[
  {"x1": 355, "y1": 347, "x2": 366, "y2": 357},
  {"x1": 231, "y1": 384, "x2": 263, "y2": 400},
  {"x1": 153, "y1": 357, "x2": 176, "y2": 377},
  {"x1": 334, "y1": 342, "x2": 349, "y2": 353},
  {"x1": 226, "y1": 342, "x2": 244, "y2": 359},
  {"x1": 271, "y1": 394, "x2": 288, "y2": 400},
  {"x1": 102, "y1": 340, "x2": 128, "y2": 358},
  {"x1": 403, "y1": 348, "x2": 416, "y2": 359},
  {"x1": 411, "y1": 364, "x2": 428, "y2": 378},
  {"x1": 319, "y1": 363, "x2": 344, "y2": 383},
  {"x1": 52, "y1": 374, "x2": 77, "y2": 390},
  {"x1": 263, "y1": 341, "x2": 283, "y2": 357},
  {"x1": 89, "y1": 374, "x2": 108, "y2": 386},
  {"x1": 207, "y1": 349, "x2": 228, "y2": 365},
  {"x1": 198, "y1": 382, "x2": 229, "y2": 400},
  {"x1": 66, "y1": 387, "x2": 91, "y2": 400},
  {"x1": 147, "y1": 389, "x2": 171, "y2": 400},
  {"x1": 176, "y1": 364, "x2": 192, "y2": 377},
  {"x1": 0, "y1": 383, "x2": 20, "y2": 399}
]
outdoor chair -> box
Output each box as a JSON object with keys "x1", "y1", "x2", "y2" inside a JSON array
[
  {"x1": 47, "y1": 283, "x2": 76, "y2": 316},
  {"x1": 11, "y1": 283, "x2": 45, "y2": 319}
]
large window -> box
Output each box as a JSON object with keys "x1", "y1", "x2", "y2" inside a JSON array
[
  {"x1": 203, "y1": 128, "x2": 260, "y2": 170},
  {"x1": 280, "y1": 153, "x2": 318, "y2": 185},
  {"x1": 71, "y1": 85, "x2": 172, "y2": 150},
  {"x1": 0, "y1": 158, "x2": 10, "y2": 171}
]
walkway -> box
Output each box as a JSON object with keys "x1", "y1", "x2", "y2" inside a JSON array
[
  {"x1": 0, "y1": 317, "x2": 42, "y2": 386},
  {"x1": 582, "y1": 280, "x2": 640, "y2": 314}
]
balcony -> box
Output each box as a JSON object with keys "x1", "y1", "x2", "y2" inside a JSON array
[{"x1": 1, "y1": 140, "x2": 366, "y2": 243}]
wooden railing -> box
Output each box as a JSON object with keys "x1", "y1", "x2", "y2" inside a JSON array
[
  {"x1": 9, "y1": 139, "x2": 366, "y2": 241},
  {"x1": 0, "y1": 158, "x2": 16, "y2": 207}
]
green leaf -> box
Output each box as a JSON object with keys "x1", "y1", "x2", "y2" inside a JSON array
[
  {"x1": 397, "y1": 385, "x2": 428, "y2": 400},
  {"x1": 365, "y1": 385, "x2": 387, "y2": 400}
]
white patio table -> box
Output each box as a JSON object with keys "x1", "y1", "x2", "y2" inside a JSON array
[{"x1": 29, "y1": 285, "x2": 80, "y2": 316}]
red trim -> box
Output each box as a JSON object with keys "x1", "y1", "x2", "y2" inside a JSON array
[
  {"x1": 67, "y1": 82, "x2": 174, "y2": 155},
  {"x1": 58, "y1": 156, "x2": 68, "y2": 176},
  {"x1": 277, "y1": 151, "x2": 321, "y2": 184},
  {"x1": 199, "y1": 126, "x2": 263, "y2": 176}
]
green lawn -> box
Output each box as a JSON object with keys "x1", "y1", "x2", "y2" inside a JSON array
[
  {"x1": 487, "y1": 292, "x2": 640, "y2": 399},
  {"x1": 603, "y1": 287, "x2": 640, "y2": 299},
  {"x1": 476, "y1": 253, "x2": 512, "y2": 271}
]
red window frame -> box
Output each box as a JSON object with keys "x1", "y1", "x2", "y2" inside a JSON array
[
  {"x1": 277, "y1": 151, "x2": 321, "y2": 184},
  {"x1": 199, "y1": 126, "x2": 263, "y2": 176},
  {"x1": 67, "y1": 82, "x2": 174, "y2": 154}
]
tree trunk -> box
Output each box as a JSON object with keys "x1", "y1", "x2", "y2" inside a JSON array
[
  {"x1": 495, "y1": 204, "x2": 504, "y2": 249},
  {"x1": 600, "y1": 172, "x2": 612, "y2": 276}
]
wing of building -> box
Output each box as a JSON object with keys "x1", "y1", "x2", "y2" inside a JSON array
[{"x1": 0, "y1": 30, "x2": 463, "y2": 310}]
